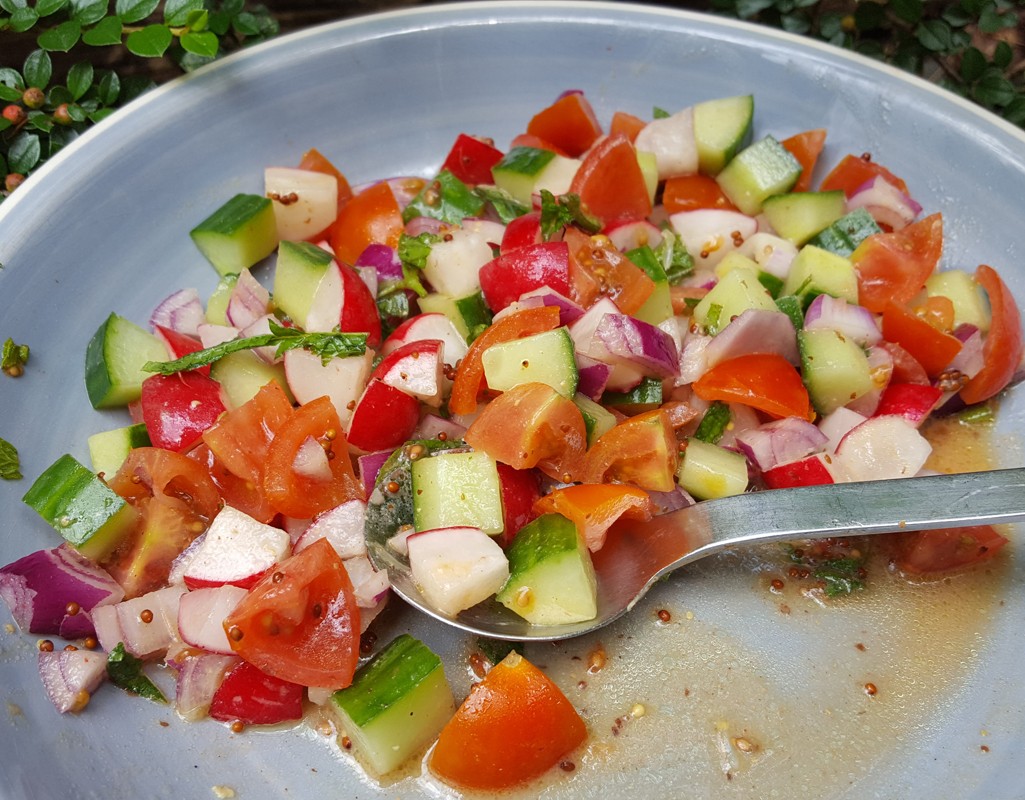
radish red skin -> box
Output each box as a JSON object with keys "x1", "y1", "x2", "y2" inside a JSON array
[{"x1": 208, "y1": 660, "x2": 304, "y2": 725}]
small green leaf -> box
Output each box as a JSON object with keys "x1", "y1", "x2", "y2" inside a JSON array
[
  {"x1": 960, "y1": 46, "x2": 986, "y2": 82},
  {"x1": 221, "y1": 0, "x2": 243, "y2": 14},
  {"x1": 66, "y1": 103, "x2": 86, "y2": 122},
  {"x1": 46, "y1": 84, "x2": 72, "y2": 105},
  {"x1": 66, "y1": 61, "x2": 93, "y2": 100},
  {"x1": 1002, "y1": 96, "x2": 1025, "y2": 126},
  {"x1": 162, "y1": 0, "x2": 201, "y2": 26},
  {"x1": 974, "y1": 71, "x2": 1016, "y2": 107},
  {"x1": 69, "y1": 0, "x2": 105, "y2": 25},
  {"x1": 96, "y1": 69, "x2": 119, "y2": 105},
  {"x1": 180, "y1": 29, "x2": 217, "y2": 57},
  {"x1": 0, "y1": 437, "x2": 22, "y2": 481},
  {"x1": 87, "y1": 106, "x2": 115, "y2": 123},
  {"x1": 780, "y1": 11, "x2": 811, "y2": 35},
  {"x1": 2, "y1": 337, "x2": 29, "y2": 374},
  {"x1": 82, "y1": 15, "x2": 123, "y2": 46},
  {"x1": 35, "y1": 0, "x2": 68, "y2": 16},
  {"x1": 205, "y1": 8, "x2": 229, "y2": 35},
  {"x1": 184, "y1": 7, "x2": 206, "y2": 31},
  {"x1": 107, "y1": 643, "x2": 167, "y2": 703},
  {"x1": 115, "y1": 0, "x2": 158, "y2": 24},
  {"x1": 9, "y1": 6, "x2": 38, "y2": 31},
  {"x1": 8, "y1": 132, "x2": 41, "y2": 173},
  {"x1": 37, "y1": 18, "x2": 81, "y2": 51},
  {"x1": 889, "y1": 0, "x2": 923, "y2": 24},
  {"x1": 652, "y1": 106, "x2": 670, "y2": 119},
  {"x1": 26, "y1": 111, "x2": 53, "y2": 132},
  {"x1": 992, "y1": 40, "x2": 1013, "y2": 69},
  {"x1": 0, "y1": 67, "x2": 25, "y2": 91},
  {"x1": 978, "y1": 6, "x2": 1016, "y2": 34},
  {"x1": 0, "y1": 85, "x2": 22, "y2": 102},
  {"x1": 941, "y1": 7, "x2": 972, "y2": 27},
  {"x1": 915, "y1": 20, "x2": 952, "y2": 53},
  {"x1": 125, "y1": 23, "x2": 172, "y2": 57},
  {"x1": 735, "y1": 0, "x2": 774, "y2": 17},
  {"x1": 0, "y1": 0, "x2": 26, "y2": 14}
]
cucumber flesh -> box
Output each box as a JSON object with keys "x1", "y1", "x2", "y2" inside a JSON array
[
  {"x1": 762, "y1": 191, "x2": 846, "y2": 246},
  {"x1": 805, "y1": 208, "x2": 881, "y2": 257},
  {"x1": 716, "y1": 135, "x2": 802, "y2": 215},
  {"x1": 693, "y1": 94, "x2": 754, "y2": 175},
  {"x1": 692, "y1": 266, "x2": 777, "y2": 334},
  {"x1": 782, "y1": 245, "x2": 858, "y2": 305},
  {"x1": 190, "y1": 194, "x2": 278, "y2": 277},
  {"x1": 417, "y1": 290, "x2": 492, "y2": 342},
  {"x1": 573, "y1": 393, "x2": 617, "y2": 446},
  {"x1": 481, "y1": 326, "x2": 578, "y2": 398},
  {"x1": 22, "y1": 454, "x2": 138, "y2": 560},
  {"x1": 84, "y1": 312, "x2": 170, "y2": 409},
  {"x1": 209, "y1": 351, "x2": 292, "y2": 409},
  {"x1": 677, "y1": 438, "x2": 749, "y2": 500},
  {"x1": 272, "y1": 240, "x2": 335, "y2": 330},
  {"x1": 496, "y1": 513, "x2": 597, "y2": 625},
  {"x1": 331, "y1": 634, "x2": 454, "y2": 775},
  {"x1": 87, "y1": 423, "x2": 151, "y2": 478},
  {"x1": 492, "y1": 146, "x2": 581, "y2": 205},
  {"x1": 799, "y1": 328, "x2": 875, "y2": 415},
  {"x1": 411, "y1": 450, "x2": 504, "y2": 535},
  {"x1": 925, "y1": 269, "x2": 991, "y2": 333},
  {"x1": 205, "y1": 273, "x2": 239, "y2": 326}
]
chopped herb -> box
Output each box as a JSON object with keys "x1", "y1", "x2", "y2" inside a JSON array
[
  {"x1": 473, "y1": 185, "x2": 530, "y2": 225},
  {"x1": 143, "y1": 320, "x2": 366, "y2": 375},
  {"x1": 814, "y1": 558, "x2": 866, "y2": 598},
  {"x1": 376, "y1": 290, "x2": 412, "y2": 340},
  {"x1": 402, "y1": 170, "x2": 485, "y2": 225},
  {"x1": 0, "y1": 437, "x2": 21, "y2": 480},
  {"x1": 958, "y1": 404, "x2": 995, "y2": 425},
  {"x1": 652, "y1": 106, "x2": 670, "y2": 119},
  {"x1": 2, "y1": 337, "x2": 29, "y2": 377},
  {"x1": 539, "y1": 190, "x2": 602, "y2": 241},
  {"x1": 705, "y1": 302, "x2": 723, "y2": 334},
  {"x1": 397, "y1": 231, "x2": 440, "y2": 273},
  {"x1": 694, "y1": 401, "x2": 731, "y2": 444},
  {"x1": 107, "y1": 643, "x2": 167, "y2": 704},
  {"x1": 653, "y1": 230, "x2": 694, "y2": 285},
  {"x1": 476, "y1": 637, "x2": 523, "y2": 666}
]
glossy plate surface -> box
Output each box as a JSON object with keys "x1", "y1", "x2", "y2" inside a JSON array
[{"x1": 0, "y1": 2, "x2": 1022, "y2": 798}]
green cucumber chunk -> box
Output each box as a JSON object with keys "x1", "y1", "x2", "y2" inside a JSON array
[
  {"x1": 22, "y1": 454, "x2": 138, "y2": 560},
  {"x1": 411, "y1": 450, "x2": 504, "y2": 535},
  {"x1": 925, "y1": 269, "x2": 991, "y2": 333},
  {"x1": 496, "y1": 513, "x2": 597, "y2": 625},
  {"x1": 417, "y1": 290, "x2": 492, "y2": 342},
  {"x1": 693, "y1": 401, "x2": 731, "y2": 444},
  {"x1": 677, "y1": 439, "x2": 749, "y2": 500},
  {"x1": 799, "y1": 328, "x2": 875, "y2": 415},
  {"x1": 190, "y1": 194, "x2": 278, "y2": 277},
  {"x1": 273, "y1": 240, "x2": 334, "y2": 329},
  {"x1": 805, "y1": 208, "x2": 881, "y2": 257},
  {"x1": 692, "y1": 267, "x2": 777, "y2": 334},
  {"x1": 205, "y1": 273, "x2": 239, "y2": 326},
  {"x1": 481, "y1": 326, "x2": 578, "y2": 398},
  {"x1": 693, "y1": 94, "x2": 754, "y2": 175},
  {"x1": 782, "y1": 245, "x2": 859, "y2": 305},
  {"x1": 761, "y1": 191, "x2": 846, "y2": 246},
  {"x1": 84, "y1": 312, "x2": 169, "y2": 409},
  {"x1": 715, "y1": 135, "x2": 802, "y2": 215},
  {"x1": 492, "y1": 146, "x2": 580, "y2": 206},
  {"x1": 87, "y1": 423, "x2": 151, "y2": 478},
  {"x1": 209, "y1": 351, "x2": 292, "y2": 409},
  {"x1": 601, "y1": 376, "x2": 663, "y2": 413},
  {"x1": 331, "y1": 634, "x2": 454, "y2": 775},
  {"x1": 573, "y1": 393, "x2": 617, "y2": 446}
]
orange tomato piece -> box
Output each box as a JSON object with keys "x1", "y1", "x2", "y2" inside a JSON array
[
  {"x1": 329, "y1": 181, "x2": 403, "y2": 266},
  {"x1": 508, "y1": 132, "x2": 570, "y2": 158},
  {"x1": 463, "y1": 382, "x2": 587, "y2": 483},
  {"x1": 564, "y1": 226, "x2": 655, "y2": 314},
  {"x1": 609, "y1": 110, "x2": 646, "y2": 143},
  {"x1": 662, "y1": 174, "x2": 738, "y2": 214},
  {"x1": 961, "y1": 264, "x2": 1024, "y2": 405},
  {"x1": 881, "y1": 301, "x2": 963, "y2": 378},
  {"x1": 202, "y1": 381, "x2": 294, "y2": 484},
  {"x1": 693, "y1": 353, "x2": 814, "y2": 421},
  {"x1": 820, "y1": 153, "x2": 909, "y2": 197},
  {"x1": 534, "y1": 483, "x2": 656, "y2": 551},
  {"x1": 780, "y1": 129, "x2": 827, "y2": 193},
  {"x1": 448, "y1": 306, "x2": 561, "y2": 415},
  {"x1": 526, "y1": 92, "x2": 602, "y2": 158},
  {"x1": 263, "y1": 396, "x2": 364, "y2": 519},
  {"x1": 582, "y1": 409, "x2": 679, "y2": 492},
  {"x1": 224, "y1": 538, "x2": 361, "y2": 690},
  {"x1": 569, "y1": 134, "x2": 652, "y2": 225},
  {"x1": 893, "y1": 525, "x2": 1009, "y2": 574},
  {"x1": 297, "y1": 147, "x2": 354, "y2": 208},
  {"x1": 429, "y1": 652, "x2": 587, "y2": 791},
  {"x1": 851, "y1": 213, "x2": 943, "y2": 313}
]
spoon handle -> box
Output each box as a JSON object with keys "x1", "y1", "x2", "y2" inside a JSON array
[{"x1": 667, "y1": 467, "x2": 1025, "y2": 571}]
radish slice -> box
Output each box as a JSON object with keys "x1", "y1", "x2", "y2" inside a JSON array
[
  {"x1": 817, "y1": 407, "x2": 868, "y2": 453},
  {"x1": 150, "y1": 288, "x2": 206, "y2": 338},
  {"x1": 182, "y1": 506, "x2": 290, "y2": 591},
  {"x1": 294, "y1": 499, "x2": 368, "y2": 560},
  {"x1": 607, "y1": 219, "x2": 663, "y2": 252},
  {"x1": 93, "y1": 585, "x2": 186, "y2": 658},
  {"x1": 833, "y1": 415, "x2": 933, "y2": 482},
  {"x1": 342, "y1": 555, "x2": 390, "y2": 608},
  {"x1": 284, "y1": 348, "x2": 373, "y2": 427},
  {"x1": 175, "y1": 653, "x2": 238, "y2": 721},
  {"x1": 635, "y1": 107, "x2": 698, "y2": 179},
  {"x1": 669, "y1": 208, "x2": 759, "y2": 269},
  {"x1": 38, "y1": 649, "x2": 108, "y2": 714},
  {"x1": 197, "y1": 322, "x2": 239, "y2": 349},
  {"x1": 265, "y1": 166, "x2": 338, "y2": 241},
  {"x1": 292, "y1": 435, "x2": 333, "y2": 481},
  {"x1": 177, "y1": 585, "x2": 248, "y2": 655},
  {"x1": 407, "y1": 526, "x2": 509, "y2": 617},
  {"x1": 739, "y1": 232, "x2": 797, "y2": 279}
]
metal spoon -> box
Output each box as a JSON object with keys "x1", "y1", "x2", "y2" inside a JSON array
[{"x1": 370, "y1": 468, "x2": 1025, "y2": 642}]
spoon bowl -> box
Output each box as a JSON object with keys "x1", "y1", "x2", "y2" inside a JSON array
[{"x1": 369, "y1": 468, "x2": 1025, "y2": 641}]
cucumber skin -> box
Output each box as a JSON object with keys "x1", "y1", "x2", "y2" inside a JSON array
[
  {"x1": 22, "y1": 454, "x2": 137, "y2": 560},
  {"x1": 190, "y1": 194, "x2": 278, "y2": 277},
  {"x1": 84, "y1": 312, "x2": 169, "y2": 409},
  {"x1": 806, "y1": 208, "x2": 881, "y2": 257},
  {"x1": 798, "y1": 329, "x2": 875, "y2": 415},
  {"x1": 88, "y1": 423, "x2": 151, "y2": 478}
]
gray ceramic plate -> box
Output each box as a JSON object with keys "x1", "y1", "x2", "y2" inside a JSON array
[{"x1": 1, "y1": 2, "x2": 1022, "y2": 798}]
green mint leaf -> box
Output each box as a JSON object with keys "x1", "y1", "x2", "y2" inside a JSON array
[
  {"x1": 653, "y1": 229, "x2": 694, "y2": 285},
  {"x1": 82, "y1": 15, "x2": 124, "y2": 46},
  {"x1": 22, "y1": 48, "x2": 51, "y2": 89},
  {"x1": 814, "y1": 558, "x2": 866, "y2": 598},
  {"x1": 705, "y1": 302, "x2": 723, "y2": 334},
  {"x1": 107, "y1": 643, "x2": 167, "y2": 703},
  {"x1": 402, "y1": 170, "x2": 485, "y2": 226},
  {"x1": 142, "y1": 323, "x2": 367, "y2": 375},
  {"x1": 66, "y1": 61, "x2": 93, "y2": 100},
  {"x1": 539, "y1": 190, "x2": 602, "y2": 241},
  {"x1": 0, "y1": 437, "x2": 22, "y2": 480},
  {"x1": 2, "y1": 337, "x2": 29, "y2": 374},
  {"x1": 397, "y1": 231, "x2": 440, "y2": 273},
  {"x1": 163, "y1": 0, "x2": 202, "y2": 26},
  {"x1": 472, "y1": 185, "x2": 530, "y2": 225},
  {"x1": 180, "y1": 30, "x2": 217, "y2": 57},
  {"x1": 115, "y1": 0, "x2": 158, "y2": 24},
  {"x1": 125, "y1": 23, "x2": 172, "y2": 57},
  {"x1": 958, "y1": 404, "x2": 995, "y2": 425},
  {"x1": 37, "y1": 18, "x2": 81, "y2": 51},
  {"x1": 8, "y1": 133, "x2": 41, "y2": 173},
  {"x1": 652, "y1": 106, "x2": 670, "y2": 119}
]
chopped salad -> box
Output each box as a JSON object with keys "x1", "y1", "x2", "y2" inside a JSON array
[{"x1": 1, "y1": 89, "x2": 1022, "y2": 792}]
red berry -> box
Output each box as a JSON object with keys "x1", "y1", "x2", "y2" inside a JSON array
[
  {"x1": 22, "y1": 87, "x2": 45, "y2": 109},
  {"x1": 2, "y1": 104, "x2": 26, "y2": 125},
  {"x1": 53, "y1": 103, "x2": 72, "y2": 126},
  {"x1": 4, "y1": 173, "x2": 25, "y2": 193}
]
